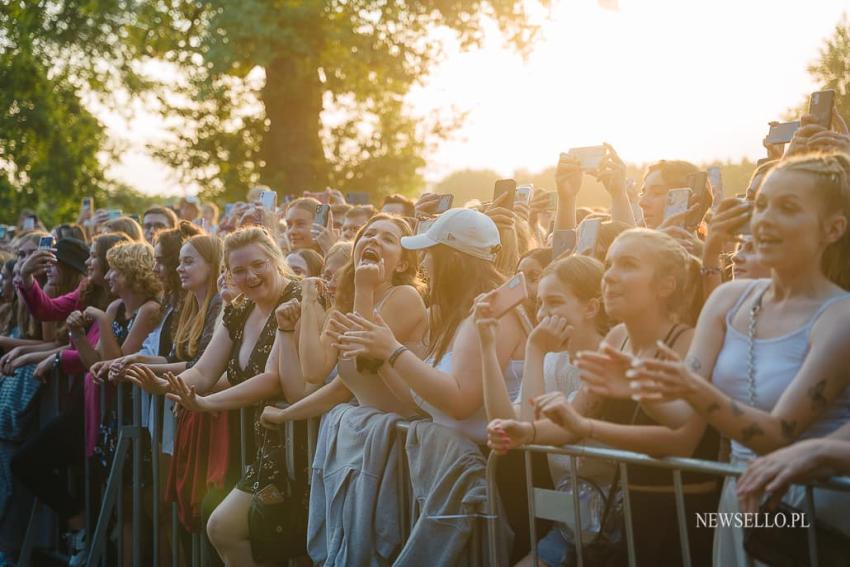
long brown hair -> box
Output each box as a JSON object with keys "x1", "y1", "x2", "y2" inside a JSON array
[
  {"x1": 334, "y1": 214, "x2": 424, "y2": 314},
  {"x1": 173, "y1": 235, "x2": 223, "y2": 360},
  {"x1": 81, "y1": 233, "x2": 130, "y2": 310},
  {"x1": 542, "y1": 255, "x2": 609, "y2": 335},
  {"x1": 427, "y1": 244, "x2": 505, "y2": 364}
]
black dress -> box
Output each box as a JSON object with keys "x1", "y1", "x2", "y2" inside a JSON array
[{"x1": 222, "y1": 282, "x2": 308, "y2": 496}]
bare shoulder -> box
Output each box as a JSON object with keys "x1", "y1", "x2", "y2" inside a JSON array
[
  {"x1": 383, "y1": 285, "x2": 426, "y2": 311},
  {"x1": 602, "y1": 323, "x2": 627, "y2": 349}
]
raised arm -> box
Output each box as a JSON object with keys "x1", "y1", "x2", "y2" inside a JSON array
[{"x1": 298, "y1": 279, "x2": 336, "y2": 384}]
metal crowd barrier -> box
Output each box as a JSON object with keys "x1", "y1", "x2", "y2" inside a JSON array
[{"x1": 485, "y1": 443, "x2": 850, "y2": 567}]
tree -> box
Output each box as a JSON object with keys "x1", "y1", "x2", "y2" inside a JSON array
[
  {"x1": 807, "y1": 15, "x2": 850, "y2": 122},
  {"x1": 136, "y1": 0, "x2": 548, "y2": 203}
]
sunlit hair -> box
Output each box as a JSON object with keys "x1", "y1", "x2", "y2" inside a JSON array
[
  {"x1": 542, "y1": 254, "x2": 609, "y2": 335},
  {"x1": 593, "y1": 220, "x2": 632, "y2": 263},
  {"x1": 325, "y1": 241, "x2": 353, "y2": 267},
  {"x1": 143, "y1": 206, "x2": 178, "y2": 228},
  {"x1": 104, "y1": 216, "x2": 144, "y2": 242},
  {"x1": 644, "y1": 159, "x2": 699, "y2": 188},
  {"x1": 287, "y1": 197, "x2": 321, "y2": 219},
  {"x1": 766, "y1": 152, "x2": 850, "y2": 290},
  {"x1": 106, "y1": 241, "x2": 162, "y2": 300},
  {"x1": 174, "y1": 235, "x2": 223, "y2": 361},
  {"x1": 334, "y1": 214, "x2": 424, "y2": 314},
  {"x1": 82, "y1": 232, "x2": 130, "y2": 309},
  {"x1": 155, "y1": 221, "x2": 203, "y2": 297},
  {"x1": 224, "y1": 225, "x2": 295, "y2": 280},
  {"x1": 611, "y1": 229, "x2": 703, "y2": 326},
  {"x1": 517, "y1": 247, "x2": 553, "y2": 272},
  {"x1": 291, "y1": 248, "x2": 324, "y2": 277},
  {"x1": 427, "y1": 244, "x2": 505, "y2": 364}
]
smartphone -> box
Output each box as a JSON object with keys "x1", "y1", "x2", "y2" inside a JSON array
[
  {"x1": 663, "y1": 188, "x2": 691, "y2": 225},
  {"x1": 346, "y1": 192, "x2": 370, "y2": 205},
  {"x1": 515, "y1": 185, "x2": 534, "y2": 206},
  {"x1": 488, "y1": 273, "x2": 529, "y2": 319},
  {"x1": 23, "y1": 216, "x2": 36, "y2": 231},
  {"x1": 259, "y1": 190, "x2": 278, "y2": 211},
  {"x1": 567, "y1": 146, "x2": 607, "y2": 172},
  {"x1": 107, "y1": 209, "x2": 122, "y2": 220},
  {"x1": 809, "y1": 90, "x2": 834, "y2": 129},
  {"x1": 82, "y1": 197, "x2": 94, "y2": 211},
  {"x1": 224, "y1": 203, "x2": 235, "y2": 218},
  {"x1": 314, "y1": 204, "x2": 331, "y2": 227},
  {"x1": 434, "y1": 194, "x2": 454, "y2": 214},
  {"x1": 765, "y1": 121, "x2": 801, "y2": 145},
  {"x1": 707, "y1": 167, "x2": 724, "y2": 211},
  {"x1": 305, "y1": 191, "x2": 329, "y2": 205},
  {"x1": 494, "y1": 179, "x2": 517, "y2": 210},
  {"x1": 552, "y1": 229, "x2": 576, "y2": 257},
  {"x1": 686, "y1": 172, "x2": 711, "y2": 228},
  {"x1": 38, "y1": 235, "x2": 55, "y2": 250},
  {"x1": 734, "y1": 198, "x2": 753, "y2": 236},
  {"x1": 186, "y1": 194, "x2": 199, "y2": 205},
  {"x1": 416, "y1": 218, "x2": 436, "y2": 235},
  {"x1": 576, "y1": 218, "x2": 601, "y2": 256},
  {"x1": 0, "y1": 227, "x2": 6, "y2": 239}
]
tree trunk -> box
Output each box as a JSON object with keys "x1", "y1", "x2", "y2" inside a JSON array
[{"x1": 261, "y1": 55, "x2": 327, "y2": 196}]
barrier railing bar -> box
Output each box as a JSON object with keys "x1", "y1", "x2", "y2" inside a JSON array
[
  {"x1": 524, "y1": 450, "x2": 539, "y2": 567},
  {"x1": 152, "y1": 393, "x2": 161, "y2": 564},
  {"x1": 171, "y1": 503, "x2": 179, "y2": 567},
  {"x1": 485, "y1": 451, "x2": 500, "y2": 566},
  {"x1": 805, "y1": 486, "x2": 819, "y2": 567},
  {"x1": 672, "y1": 469, "x2": 692, "y2": 567},
  {"x1": 569, "y1": 455, "x2": 584, "y2": 567},
  {"x1": 132, "y1": 384, "x2": 142, "y2": 567},
  {"x1": 116, "y1": 381, "x2": 125, "y2": 566},
  {"x1": 17, "y1": 500, "x2": 39, "y2": 567},
  {"x1": 520, "y1": 444, "x2": 850, "y2": 492},
  {"x1": 619, "y1": 463, "x2": 637, "y2": 567},
  {"x1": 192, "y1": 532, "x2": 200, "y2": 567}
]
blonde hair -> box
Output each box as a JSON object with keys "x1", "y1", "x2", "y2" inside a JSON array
[
  {"x1": 106, "y1": 241, "x2": 161, "y2": 299},
  {"x1": 766, "y1": 152, "x2": 850, "y2": 290},
  {"x1": 612, "y1": 228, "x2": 703, "y2": 326},
  {"x1": 104, "y1": 216, "x2": 144, "y2": 242},
  {"x1": 174, "y1": 235, "x2": 223, "y2": 360},
  {"x1": 542, "y1": 255, "x2": 609, "y2": 335},
  {"x1": 224, "y1": 226, "x2": 295, "y2": 280},
  {"x1": 325, "y1": 241, "x2": 353, "y2": 266}
]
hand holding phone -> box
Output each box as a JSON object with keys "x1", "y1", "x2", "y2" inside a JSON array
[
  {"x1": 515, "y1": 185, "x2": 534, "y2": 206},
  {"x1": 487, "y1": 273, "x2": 529, "y2": 319},
  {"x1": 686, "y1": 172, "x2": 712, "y2": 229},
  {"x1": 38, "y1": 235, "x2": 56, "y2": 251},
  {"x1": 314, "y1": 204, "x2": 331, "y2": 228},
  {"x1": 493, "y1": 179, "x2": 517, "y2": 211}
]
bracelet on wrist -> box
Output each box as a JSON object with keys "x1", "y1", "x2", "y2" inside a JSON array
[
  {"x1": 277, "y1": 328, "x2": 295, "y2": 333},
  {"x1": 529, "y1": 421, "x2": 537, "y2": 444},
  {"x1": 387, "y1": 346, "x2": 409, "y2": 368},
  {"x1": 700, "y1": 266, "x2": 723, "y2": 277}
]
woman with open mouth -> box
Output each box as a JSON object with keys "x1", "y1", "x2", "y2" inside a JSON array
[{"x1": 259, "y1": 213, "x2": 428, "y2": 425}]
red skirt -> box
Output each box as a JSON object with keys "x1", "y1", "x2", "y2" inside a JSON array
[{"x1": 165, "y1": 409, "x2": 231, "y2": 531}]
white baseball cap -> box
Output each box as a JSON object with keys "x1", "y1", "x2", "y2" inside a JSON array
[{"x1": 401, "y1": 208, "x2": 501, "y2": 261}]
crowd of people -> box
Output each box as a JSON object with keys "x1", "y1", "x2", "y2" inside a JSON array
[{"x1": 1, "y1": 103, "x2": 850, "y2": 567}]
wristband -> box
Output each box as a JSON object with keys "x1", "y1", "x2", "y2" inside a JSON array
[
  {"x1": 530, "y1": 421, "x2": 537, "y2": 444},
  {"x1": 700, "y1": 266, "x2": 723, "y2": 277},
  {"x1": 53, "y1": 352, "x2": 61, "y2": 370},
  {"x1": 387, "y1": 346, "x2": 409, "y2": 368},
  {"x1": 277, "y1": 328, "x2": 295, "y2": 333}
]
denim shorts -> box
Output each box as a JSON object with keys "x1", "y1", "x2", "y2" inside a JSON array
[{"x1": 536, "y1": 526, "x2": 574, "y2": 567}]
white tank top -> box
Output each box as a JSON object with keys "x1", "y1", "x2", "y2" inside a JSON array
[
  {"x1": 712, "y1": 279, "x2": 850, "y2": 461},
  {"x1": 414, "y1": 353, "x2": 524, "y2": 445}
]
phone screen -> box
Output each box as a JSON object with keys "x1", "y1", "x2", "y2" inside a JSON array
[
  {"x1": 686, "y1": 172, "x2": 711, "y2": 228},
  {"x1": 23, "y1": 216, "x2": 36, "y2": 231},
  {"x1": 314, "y1": 204, "x2": 331, "y2": 227},
  {"x1": 552, "y1": 229, "x2": 576, "y2": 258},
  {"x1": 38, "y1": 235, "x2": 55, "y2": 250},
  {"x1": 494, "y1": 179, "x2": 517, "y2": 210},
  {"x1": 663, "y1": 188, "x2": 691, "y2": 225},
  {"x1": 765, "y1": 121, "x2": 801, "y2": 145},
  {"x1": 434, "y1": 194, "x2": 454, "y2": 214},
  {"x1": 576, "y1": 218, "x2": 601, "y2": 256},
  {"x1": 809, "y1": 90, "x2": 834, "y2": 129},
  {"x1": 259, "y1": 190, "x2": 278, "y2": 211},
  {"x1": 567, "y1": 146, "x2": 607, "y2": 171}
]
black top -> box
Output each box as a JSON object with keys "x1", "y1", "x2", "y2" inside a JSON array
[
  {"x1": 600, "y1": 324, "x2": 720, "y2": 487},
  {"x1": 223, "y1": 281, "x2": 299, "y2": 386}
]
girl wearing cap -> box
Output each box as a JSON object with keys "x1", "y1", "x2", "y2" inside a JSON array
[{"x1": 259, "y1": 213, "x2": 427, "y2": 425}]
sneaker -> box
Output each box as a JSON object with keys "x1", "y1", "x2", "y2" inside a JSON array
[{"x1": 64, "y1": 529, "x2": 86, "y2": 567}]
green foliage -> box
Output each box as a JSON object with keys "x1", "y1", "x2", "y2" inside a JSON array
[{"x1": 807, "y1": 15, "x2": 850, "y2": 122}]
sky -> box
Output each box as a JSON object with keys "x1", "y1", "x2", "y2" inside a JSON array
[{"x1": 100, "y1": 0, "x2": 849, "y2": 196}]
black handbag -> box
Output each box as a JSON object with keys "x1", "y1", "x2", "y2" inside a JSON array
[
  {"x1": 743, "y1": 501, "x2": 850, "y2": 567},
  {"x1": 566, "y1": 465, "x2": 627, "y2": 567},
  {"x1": 247, "y1": 428, "x2": 308, "y2": 563}
]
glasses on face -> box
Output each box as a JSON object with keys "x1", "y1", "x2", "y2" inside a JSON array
[{"x1": 230, "y1": 259, "x2": 271, "y2": 281}]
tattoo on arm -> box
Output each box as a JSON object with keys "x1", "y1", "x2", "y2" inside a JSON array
[
  {"x1": 741, "y1": 423, "x2": 765, "y2": 443},
  {"x1": 808, "y1": 380, "x2": 828, "y2": 412},
  {"x1": 685, "y1": 355, "x2": 702, "y2": 374},
  {"x1": 780, "y1": 419, "x2": 797, "y2": 441}
]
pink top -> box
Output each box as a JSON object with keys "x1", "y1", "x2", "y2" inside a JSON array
[{"x1": 17, "y1": 280, "x2": 105, "y2": 455}]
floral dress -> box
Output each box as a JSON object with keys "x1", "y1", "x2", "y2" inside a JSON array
[{"x1": 222, "y1": 282, "x2": 308, "y2": 495}]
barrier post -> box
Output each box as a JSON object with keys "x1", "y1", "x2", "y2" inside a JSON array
[
  {"x1": 671, "y1": 469, "x2": 692, "y2": 567},
  {"x1": 152, "y1": 393, "x2": 161, "y2": 564},
  {"x1": 619, "y1": 463, "x2": 637, "y2": 567},
  {"x1": 116, "y1": 381, "x2": 125, "y2": 565},
  {"x1": 523, "y1": 451, "x2": 539, "y2": 567},
  {"x1": 132, "y1": 384, "x2": 142, "y2": 567},
  {"x1": 805, "y1": 486, "x2": 819, "y2": 567},
  {"x1": 484, "y1": 451, "x2": 501, "y2": 566},
  {"x1": 569, "y1": 456, "x2": 584, "y2": 567}
]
